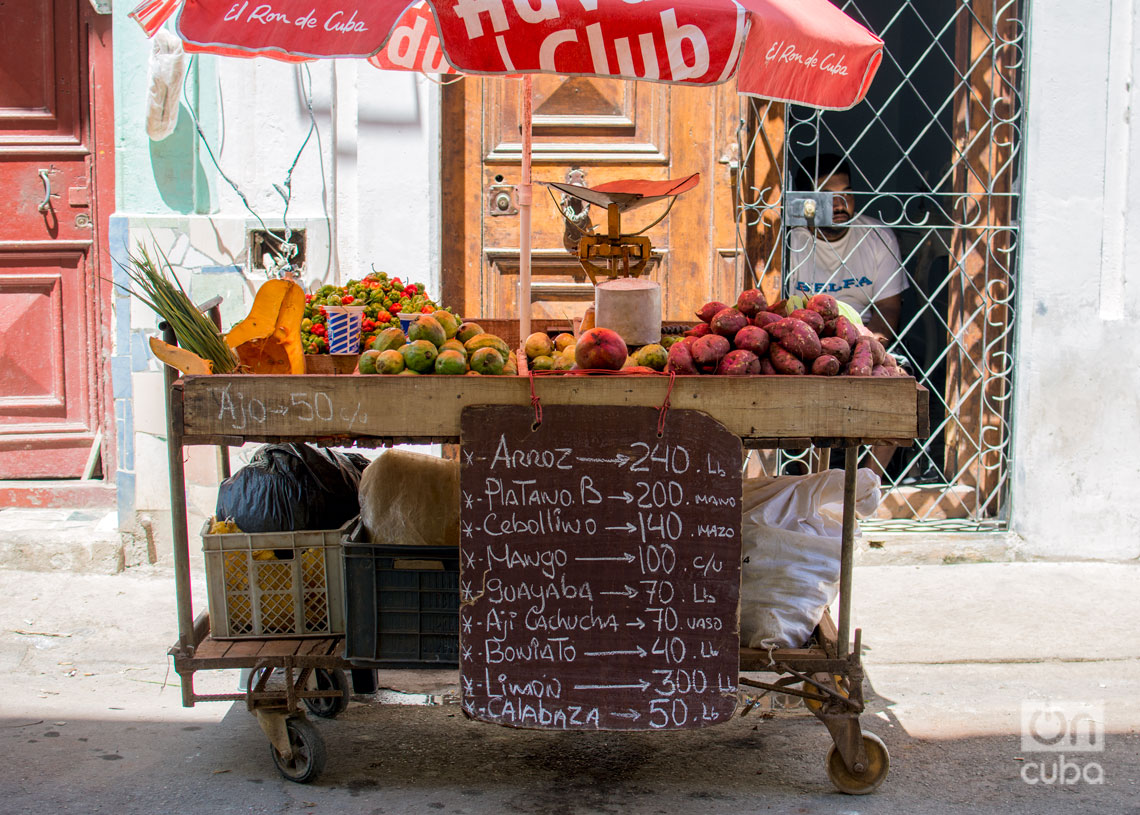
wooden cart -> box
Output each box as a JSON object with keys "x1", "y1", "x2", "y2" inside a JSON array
[{"x1": 163, "y1": 366, "x2": 927, "y2": 791}]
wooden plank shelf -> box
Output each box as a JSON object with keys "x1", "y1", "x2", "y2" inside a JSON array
[
  {"x1": 175, "y1": 374, "x2": 928, "y2": 447},
  {"x1": 174, "y1": 634, "x2": 348, "y2": 671}
]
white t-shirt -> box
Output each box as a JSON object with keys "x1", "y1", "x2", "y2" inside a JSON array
[{"x1": 786, "y1": 214, "x2": 907, "y2": 318}]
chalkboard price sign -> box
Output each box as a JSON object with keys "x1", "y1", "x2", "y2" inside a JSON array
[{"x1": 459, "y1": 404, "x2": 742, "y2": 731}]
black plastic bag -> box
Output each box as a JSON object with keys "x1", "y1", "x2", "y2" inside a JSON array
[{"x1": 216, "y1": 444, "x2": 366, "y2": 533}]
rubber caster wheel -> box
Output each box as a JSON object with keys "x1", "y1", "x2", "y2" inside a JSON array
[
  {"x1": 826, "y1": 732, "x2": 889, "y2": 795},
  {"x1": 304, "y1": 668, "x2": 350, "y2": 719},
  {"x1": 270, "y1": 717, "x2": 328, "y2": 784}
]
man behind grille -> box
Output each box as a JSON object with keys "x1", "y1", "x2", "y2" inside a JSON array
[
  {"x1": 788, "y1": 153, "x2": 908, "y2": 476},
  {"x1": 787, "y1": 153, "x2": 908, "y2": 343}
]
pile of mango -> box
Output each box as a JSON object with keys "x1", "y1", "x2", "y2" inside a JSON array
[
  {"x1": 357, "y1": 313, "x2": 517, "y2": 376},
  {"x1": 523, "y1": 329, "x2": 671, "y2": 373}
]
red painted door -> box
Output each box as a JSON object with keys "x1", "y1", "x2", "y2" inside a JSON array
[{"x1": 0, "y1": 1, "x2": 109, "y2": 480}]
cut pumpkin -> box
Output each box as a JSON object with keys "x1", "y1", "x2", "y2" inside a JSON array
[
  {"x1": 148, "y1": 336, "x2": 213, "y2": 375},
  {"x1": 226, "y1": 280, "x2": 306, "y2": 374}
]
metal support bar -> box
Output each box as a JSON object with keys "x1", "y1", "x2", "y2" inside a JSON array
[
  {"x1": 162, "y1": 322, "x2": 196, "y2": 656},
  {"x1": 837, "y1": 447, "x2": 857, "y2": 658}
]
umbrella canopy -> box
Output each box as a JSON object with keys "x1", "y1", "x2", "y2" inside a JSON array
[
  {"x1": 131, "y1": 0, "x2": 883, "y2": 337},
  {"x1": 133, "y1": 0, "x2": 881, "y2": 109}
]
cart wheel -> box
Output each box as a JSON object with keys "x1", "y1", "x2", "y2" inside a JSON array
[
  {"x1": 304, "y1": 668, "x2": 350, "y2": 719},
  {"x1": 826, "y1": 732, "x2": 889, "y2": 795},
  {"x1": 270, "y1": 717, "x2": 327, "y2": 784}
]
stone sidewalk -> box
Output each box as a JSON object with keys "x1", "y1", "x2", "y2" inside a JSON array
[{"x1": 1, "y1": 560, "x2": 1137, "y2": 813}]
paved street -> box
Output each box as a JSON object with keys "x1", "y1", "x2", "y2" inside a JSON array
[{"x1": 2, "y1": 560, "x2": 1138, "y2": 814}]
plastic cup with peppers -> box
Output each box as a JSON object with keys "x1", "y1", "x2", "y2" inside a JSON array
[{"x1": 300, "y1": 275, "x2": 454, "y2": 353}]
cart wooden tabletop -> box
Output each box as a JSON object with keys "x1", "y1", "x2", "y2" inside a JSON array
[{"x1": 172, "y1": 374, "x2": 929, "y2": 448}]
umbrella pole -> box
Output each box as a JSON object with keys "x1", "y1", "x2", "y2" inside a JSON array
[{"x1": 518, "y1": 74, "x2": 533, "y2": 342}]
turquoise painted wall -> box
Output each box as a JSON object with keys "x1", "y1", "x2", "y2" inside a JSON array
[{"x1": 112, "y1": 10, "x2": 219, "y2": 215}]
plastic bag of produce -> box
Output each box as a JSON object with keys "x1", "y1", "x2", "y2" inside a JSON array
[
  {"x1": 215, "y1": 444, "x2": 367, "y2": 533},
  {"x1": 739, "y1": 468, "x2": 881, "y2": 650},
  {"x1": 359, "y1": 449, "x2": 459, "y2": 546}
]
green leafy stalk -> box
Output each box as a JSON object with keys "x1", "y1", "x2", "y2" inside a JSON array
[{"x1": 118, "y1": 242, "x2": 239, "y2": 373}]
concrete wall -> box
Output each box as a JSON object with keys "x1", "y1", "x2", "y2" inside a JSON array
[
  {"x1": 1012, "y1": 3, "x2": 1140, "y2": 559},
  {"x1": 109, "y1": 12, "x2": 439, "y2": 556}
]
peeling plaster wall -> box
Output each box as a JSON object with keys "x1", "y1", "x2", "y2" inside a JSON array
[
  {"x1": 110, "y1": 12, "x2": 438, "y2": 545},
  {"x1": 1012, "y1": 3, "x2": 1140, "y2": 558}
]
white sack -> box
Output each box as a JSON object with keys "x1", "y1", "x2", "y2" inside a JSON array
[
  {"x1": 146, "y1": 29, "x2": 187, "y2": 142},
  {"x1": 739, "y1": 469, "x2": 881, "y2": 650},
  {"x1": 359, "y1": 449, "x2": 459, "y2": 547}
]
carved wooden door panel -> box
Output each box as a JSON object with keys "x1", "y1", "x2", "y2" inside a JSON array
[
  {"x1": 0, "y1": 0, "x2": 105, "y2": 479},
  {"x1": 442, "y1": 75, "x2": 745, "y2": 324}
]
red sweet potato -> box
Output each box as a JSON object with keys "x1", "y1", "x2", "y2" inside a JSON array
[
  {"x1": 788, "y1": 308, "x2": 825, "y2": 335},
  {"x1": 692, "y1": 334, "x2": 730, "y2": 368},
  {"x1": 834, "y1": 315, "x2": 860, "y2": 347},
  {"x1": 819, "y1": 336, "x2": 851, "y2": 364},
  {"x1": 806, "y1": 293, "x2": 839, "y2": 321},
  {"x1": 752, "y1": 311, "x2": 782, "y2": 329},
  {"x1": 769, "y1": 344, "x2": 806, "y2": 375},
  {"x1": 871, "y1": 364, "x2": 890, "y2": 377},
  {"x1": 735, "y1": 288, "x2": 768, "y2": 318},
  {"x1": 847, "y1": 339, "x2": 873, "y2": 376},
  {"x1": 768, "y1": 318, "x2": 822, "y2": 361},
  {"x1": 696, "y1": 301, "x2": 728, "y2": 323},
  {"x1": 716, "y1": 349, "x2": 761, "y2": 376},
  {"x1": 685, "y1": 323, "x2": 711, "y2": 338},
  {"x1": 758, "y1": 357, "x2": 778, "y2": 375},
  {"x1": 665, "y1": 341, "x2": 699, "y2": 375},
  {"x1": 868, "y1": 337, "x2": 886, "y2": 366},
  {"x1": 710, "y1": 307, "x2": 749, "y2": 340},
  {"x1": 821, "y1": 318, "x2": 838, "y2": 338},
  {"x1": 766, "y1": 298, "x2": 789, "y2": 316},
  {"x1": 811, "y1": 355, "x2": 841, "y2": 376},
  {"x1": 733, "y1": 325, "x2": 770, "y2": 357}
]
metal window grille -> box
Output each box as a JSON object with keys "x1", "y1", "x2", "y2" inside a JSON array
[{"x1": 734, "y1": 1, "x2": 1026, "y2": 531}]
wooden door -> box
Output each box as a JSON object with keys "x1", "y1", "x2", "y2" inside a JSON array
[
  {"x1": 441, "y1": 75, "x2": 745, "y2": 324},
  {"x1": 0, "y1": 1, "x2": 111, "y2": 480}
]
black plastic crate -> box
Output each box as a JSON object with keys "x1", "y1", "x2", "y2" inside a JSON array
[{"x1": 342, "y1": 521, "x2": 460, "y2": 666}]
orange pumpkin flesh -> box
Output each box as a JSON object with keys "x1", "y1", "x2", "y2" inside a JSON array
[{"x1": 226, "y1": 280, "x2": 306, "y2": 374}]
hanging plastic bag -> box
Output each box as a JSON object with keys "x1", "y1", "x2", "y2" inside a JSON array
[
  {"x1": 215, "y1": 443, "x2": 367, "y2": 533},
  {"x1": 145, "y1": 29, "x2": 186, "y2": 141},
  {"x1": 739, "y1": 469, "x2": 881, "y2": 650}
]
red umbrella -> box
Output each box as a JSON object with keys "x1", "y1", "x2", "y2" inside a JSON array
[
  {"x1": 131, "y1": 0, "x2": 883, "y2": 335},
  {"x1": 134, "y1": 0, "x2": 880, "y2": 105}
]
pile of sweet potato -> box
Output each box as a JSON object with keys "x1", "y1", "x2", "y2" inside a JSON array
[{"x1": 664, "y1": 290, "x2": 907, "y2": 377}]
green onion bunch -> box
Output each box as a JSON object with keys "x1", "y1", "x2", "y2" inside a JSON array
[{"x1": 119, "y1": 242, "x2": 239, "y2": 373}]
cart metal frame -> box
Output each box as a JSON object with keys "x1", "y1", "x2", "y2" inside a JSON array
[{"x1": 161, "y1": 353, "x2": 927, "y2": 790}]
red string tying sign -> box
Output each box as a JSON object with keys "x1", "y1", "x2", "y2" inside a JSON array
[{"x1": 527, "y1": 368, "x2": 677, "y2": 434}]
